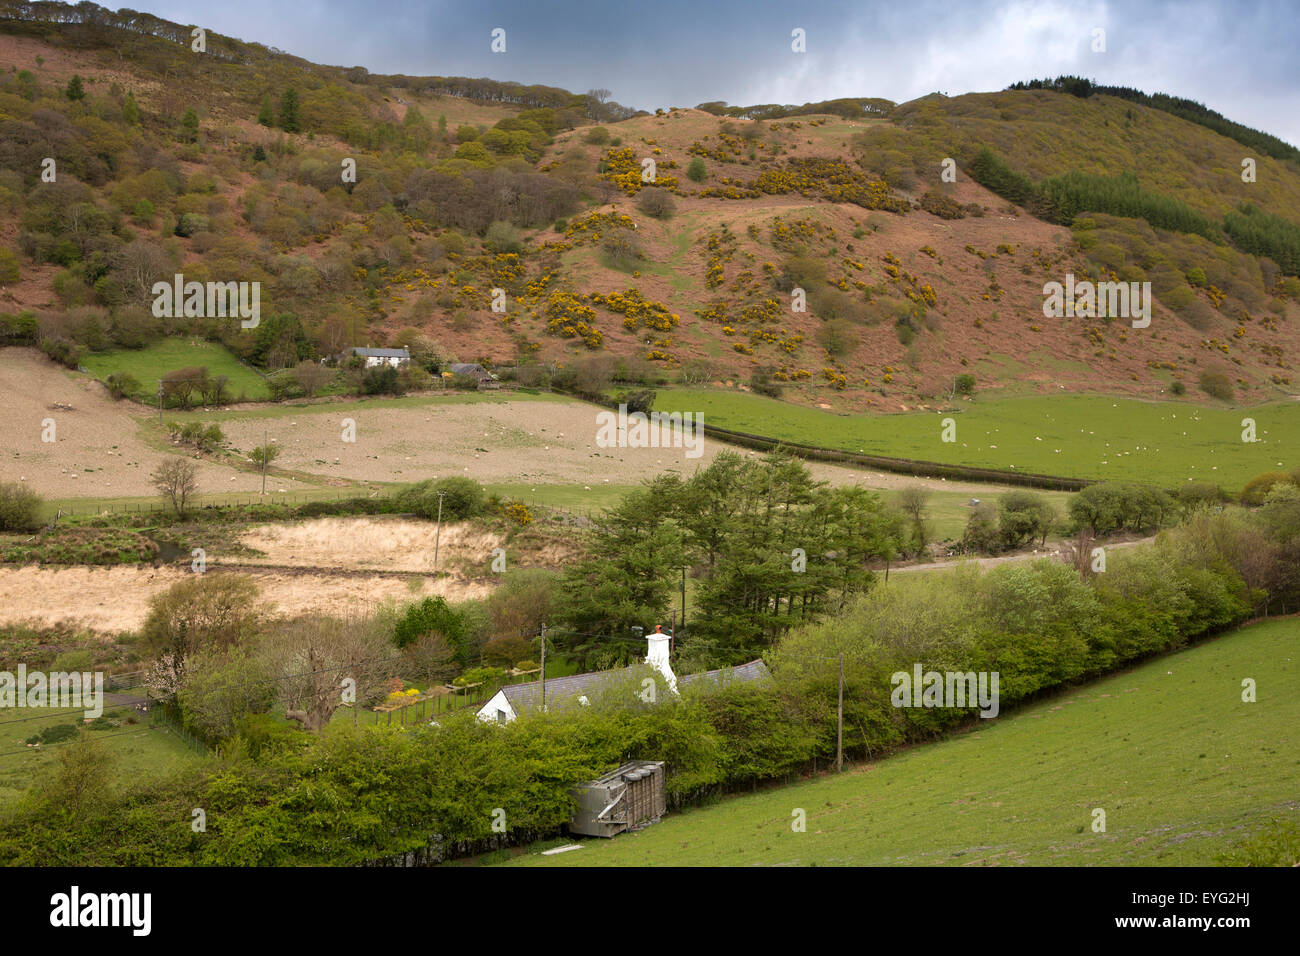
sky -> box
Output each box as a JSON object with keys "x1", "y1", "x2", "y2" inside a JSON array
[{"x1": 142, "y1": 0, "x2": 1300, "y2": 146}]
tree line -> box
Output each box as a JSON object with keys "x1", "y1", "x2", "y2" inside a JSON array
[
  {"x1": 1007, "y1": 75, "x2": 1300, "y2": 164},
  {"x1": 966, "y1": 147, "x2": 1300, "y2": 275},
  {"x1": 4, "y1": 490, "x2": 1296, "y2": 866}
]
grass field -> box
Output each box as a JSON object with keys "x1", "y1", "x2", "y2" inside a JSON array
[
  {"x1": 654, "y1": 388, "x2": 1300, "y2": 491},
  {"x1": 81, "y1": 340, "x2": 273, "y2": 401},
  {"x1": 918, "y1": 488, "x2": 1072, "y2": 542},
  {"x1": 490, "y1": 616, "x2": 1300, "y2": 867},
  {"x1": 0, "y1": 703, "x2": 205, "y2": 808}
]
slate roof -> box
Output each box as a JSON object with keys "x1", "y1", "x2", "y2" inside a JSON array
[
  {"x1": 497, "y1": 659, "x2": 769, "y2": 716},
  {"x1": 448, "y1": 362, "x2": 493, "y2": 377},
  {"x1": 500, "y1": 666, "x2": 644, "y2": 715},
  {"x1": 678, "y1": 660, "x2": 770, "y2": 688},
  {"x1": 351, "y1": 347, "x2": 410, "y2": 358}
]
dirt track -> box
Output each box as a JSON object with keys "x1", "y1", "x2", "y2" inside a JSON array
[{"x1": 891, "y1": 535, "x2": 1156, "y2": 573}]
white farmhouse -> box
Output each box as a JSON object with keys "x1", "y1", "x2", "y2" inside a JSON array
[
  {"x1": 476, "y1": 628, "x2": 767, "y2": 724},
  {"x1": 348, "y1": 346, "x2": 410, "y2": 368}
]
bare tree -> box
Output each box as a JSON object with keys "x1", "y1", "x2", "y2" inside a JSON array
[
  {"x1": 151, "y1": 457, "x2": 198, "y2": 517},
  {"x1": 292, "y1": 359, "x2": 331, "y2": 397},
  {"x1": 114, "y1": 239, "x2": 173, "y2": 303},
  {"x1": 678, "y1": 358, "x2": 714, "y2": 387},
  {"x1": 161, "y1": 366, "x2": 208, "y2": 409},
  {"x1": 586, "y1": 88, "x2": 611, "y2": 122},
  {"x1": 265, "y1": 614, "x2": 396, "y2": 732},
  {"x1": 1058, "y1": 527, "x2": 1097, "y2": 580},
  {"x1": 895, "y1": 486, "x2": 932, "y2": 555},
  {"x1": 317, "y1": 314, "x2": 351, "y2": 358},
  {"x1": 405, "y1": 633, "x2": 457, "y2": 687}
]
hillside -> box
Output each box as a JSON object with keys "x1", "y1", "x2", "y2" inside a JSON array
[
  {"x1": 2, "y1": 2, "x2": 1300, "y2": 418},
  {"x1": 498, "y1": 615, "x2": 1300, "y2": 867}
]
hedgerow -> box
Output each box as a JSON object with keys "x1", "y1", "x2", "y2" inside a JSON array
[{"x1": 5, "y1": 501, "x2": 1294, "y2": 866}]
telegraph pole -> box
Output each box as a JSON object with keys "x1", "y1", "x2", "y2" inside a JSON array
[
  {"x1": 836, "y1": 653, "x2": 844, "y2": 773},
  {"x1": 432, "y1": 491, "x2": 446, "y2": 566},
  {"x1": 539, "y1": 623, "x2": 547, "y2": 712},
  {"x1": 680, "y1": 566, "x2": 686, "y2": 630}
]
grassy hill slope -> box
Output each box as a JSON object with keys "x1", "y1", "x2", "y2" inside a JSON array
[
  {"x1": 656, "y1": 387, "x2": 1298, "y2": 488},
  {"x1": 1, "y1": 2, "x2": 1298, "y2": 446},
  {"x1": 498, "y1": 616, "x2": 1299, "y2": 867}
]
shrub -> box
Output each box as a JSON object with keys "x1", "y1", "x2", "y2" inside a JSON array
[
  {"x1": 52, "y1": 650, "x2": 95, "y2": 671},
  {"x1": 599, "y1": 231, "x2": 644, "y2": 271},
  {"x1": 686, "y1": 157, "x2": 707, "y2": 182},
  {"x1": 1240, "y1": 471, "x2": 1293, "y2": 507},
  {"x1": 954, "y1": 373, "x2": 976, "y2": 396},
  {"x1": 962, "y1": 501, "x2": 1000, "y2": 553},
  {"x1": 453, "y1": 666, "x2": 507, "y2": 689},
  {"x1": 919, "y1": 189, "x2": 964, "y2": 220},
  {"x1": 583, "y1": 126, "x2": 610, "y2": 145},
  {"x1": 361, "y1": 365, "x2": 405, "y2": 396},
  {"x1": 174, "y1": 213, "x2": 210, "y2": 237},
  {"x1": 169, "y1": 421, "x2": 225, "y2": 452},
  {"x1": 1169, "y1": 380, "x2": 1186, "y2": 395},
  {"x1": 817, "y1": 319, "x2": 858, "y2": 358},
  {"x1": 177, "y1": 648, "x2": 276, "y2": 741},
  {"x1": 26, "y1": 723, "x2": 78, "y2": 746},
  {"x1": 0, "y1": 312, "x2": 39, "y2": 345},
  {"x1": 1176, "y1": 481, "x2": 1223, "y2": 514},
  {"x1": 0, "y1": 482, "x2": 43, "y2": 532},
  {"x1": 619, "y1": 388, "x2": 656, "y2": 414},
  {"x1": 398, "y1": 476, "x2": 486, "y2": 522},
  {"x1": 895, "y1": 317, "x2": 917, "y2": 346},
  {"x1": 637, "y1": 189, "x2": 676, "y2": 219},
  {"x1": 0, "y1": 248, "x2": 19, "y2": 284},
  {"x1": 449, "y1": 372, "x2": 482, "y2": 390},
  {"x1": 393, "y1": 595, "x2": 475, "y2": 663},
  {"x1": 1198, "y1": 370, "x2": 1234, "y2": 401},
  {"x1": 39, "y1": 338, "x2": 82, "y2": 369},
  {"x1": 1067, "y1": 482, "x2": 1177, "y2": 535},
  {"x1": 484, "y1": 220, "x2": 523, "y2": 254},
  {"x1": 749, "y1": 366, "x2": 782, "y2": 398}
]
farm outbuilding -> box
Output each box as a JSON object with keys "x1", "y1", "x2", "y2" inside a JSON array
[
  {"x1": 569, "y1": 761, "x2": 667, "y2": 837},
  {"x1": 444, "y1": 363, "x2": 499, "y2": 388}
]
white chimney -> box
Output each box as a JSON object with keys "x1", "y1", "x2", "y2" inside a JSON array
[{"x1": 644, "y1": 626, "x2": 678, "y2": 695}]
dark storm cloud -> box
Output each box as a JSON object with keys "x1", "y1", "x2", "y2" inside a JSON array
[{"x1": 145, "y1": 0, "x2": 1299, "y2": 145}]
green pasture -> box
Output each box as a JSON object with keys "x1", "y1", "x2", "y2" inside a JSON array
[
  {"x1": 80, "y1": 339, "x2": 273, "y2": 401},
  {"x1": 655, "y1": 388, "x2": 1299, "y2": 491},
  {"x1": 497, "y1": 616, "x2": 1300, "y2": 867}
]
